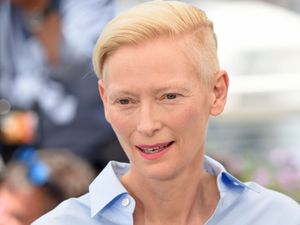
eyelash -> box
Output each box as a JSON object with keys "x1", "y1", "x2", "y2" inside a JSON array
[
  {"x1": 165, "y1": 93, "x2": 177, "y2": 99},
  {"x1": 115, "y1": 98, "x2": 136, "y2": 105},
  {"x1": 160, "y1": 93, "x2": 180, "y2": 100},
  {"x1": 117, "y1": 99, "x2": 130, "y2": 105}
]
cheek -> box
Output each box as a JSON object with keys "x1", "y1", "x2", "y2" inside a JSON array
[
  {"x1": 108, "y1": 111, "x2": 137, "y2": 159},
  {"x1": 174, "y1": 106, "x2": 209, "y2": 142},
  {"x1": 176, "y1": 106, "x2": 207, "y2": 128},
  {"x1": 108, "y1": 110, "x2": 133, "y2": 139}
]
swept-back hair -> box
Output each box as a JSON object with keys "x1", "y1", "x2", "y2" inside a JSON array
[{"x1": 93, "y1": 0, "x2": 219, "y2": 83}]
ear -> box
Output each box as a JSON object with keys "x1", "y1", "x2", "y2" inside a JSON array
[
  {"x1": 98, "y1": 80, "x2": 110, "y2": 122},
  {"x1": 210, "y1": 70, "x2": 229, "y2": 116}
]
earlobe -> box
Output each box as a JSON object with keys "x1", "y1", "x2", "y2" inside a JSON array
[
  {"x1": 98, "y1": 80, "x2": 110, "y2": 122},
  {"x1": 210, "y1": 70, "x2": 229, "y2": 116}
]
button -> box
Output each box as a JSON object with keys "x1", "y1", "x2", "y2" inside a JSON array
[{"x1": 121, "y1": 197, "x2": 130, "y2": 207}]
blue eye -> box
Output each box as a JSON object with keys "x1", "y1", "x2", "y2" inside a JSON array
[{"x1": 165, "y1": 93, "x2": 177, "y2": 99}]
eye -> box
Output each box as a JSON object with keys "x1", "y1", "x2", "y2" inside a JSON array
[
  {"x1": 114, "y1": 97, "x2": 138, "y2": 105},
  {"x1": 117, "y1": 99, "x2": 130, "y2": 105},
  {"x1": 165, "y1": 93, "x2": 177, "y2": 100}
]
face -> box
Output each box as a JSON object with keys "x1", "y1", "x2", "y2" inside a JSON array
[
  {"x1": 0, "y1": 184, "x2": 51, "y2": 225},
  {"x1": 99, "y1": 37, "x2": 228, "y2": 180}
]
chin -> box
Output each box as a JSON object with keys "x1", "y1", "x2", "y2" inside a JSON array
[{"x1": 137, "y1": 160, "x2": 183, "y2": 181}]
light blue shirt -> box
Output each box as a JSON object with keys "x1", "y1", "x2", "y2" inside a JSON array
[{"x1": 32, "y1": 156, "x2": 300, "y2": 225}]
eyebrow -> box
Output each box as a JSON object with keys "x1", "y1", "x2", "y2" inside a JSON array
[
  {"x1": 108, "y1": 86, "x2": 191, "y2": 97},
  {"x1": 153, "y1": 85, "x2": 191, "y2": 93},
  {"x1": 106, "y1": 81, "x2": 193, "y2": 97},
  {"x1": 107, "y1": 89, "x2": 138, "y2": 98}
]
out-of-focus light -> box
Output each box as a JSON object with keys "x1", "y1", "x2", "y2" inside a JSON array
[{"x1": 0, "y1": 99, "x2": 11, "y2": 115}]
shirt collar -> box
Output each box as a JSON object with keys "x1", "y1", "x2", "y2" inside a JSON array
[
  {"x1": 89, "y1": 161, "x2": 129, "y2": 217},
  {"x1": 89, "y1": 156, "x2": 257, "y2": 217},
  {"x1": 204, "y1": 156, "x2": 257, "y2": 193}
]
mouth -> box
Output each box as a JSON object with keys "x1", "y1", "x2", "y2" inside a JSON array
[{"x1": 136, "y1": 141, "x2": 174, "y2": 154}]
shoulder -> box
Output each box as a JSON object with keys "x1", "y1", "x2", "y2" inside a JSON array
[
  {"x1": 245, "y1": 182, "x2": 300, "y2": 219},
  {"x1": 31, "y1": 194, "x2": 96, "y2": 225}
]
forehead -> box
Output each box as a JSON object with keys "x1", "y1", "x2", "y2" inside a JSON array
[{"x1": 103, "y1": 37, "x2": 200, "y2": 85}]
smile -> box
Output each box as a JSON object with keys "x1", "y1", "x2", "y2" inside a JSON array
[
  {"x1": 136, "y1": 141, "x2": 174, "y2": 155},
  {"x1": 138, "y1": 141, "x2": 173, "y2": 154}
]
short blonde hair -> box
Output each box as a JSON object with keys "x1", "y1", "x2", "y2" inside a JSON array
[{"x1": 93, "y1": 0, "x2": 219, "y2": 83}]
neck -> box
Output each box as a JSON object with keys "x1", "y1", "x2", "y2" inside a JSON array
[{"x1": 121, "y1": 162, "x2": 220, "y2": 225}]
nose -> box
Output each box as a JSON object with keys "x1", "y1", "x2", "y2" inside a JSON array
[{"x1": 137, "y1": 103, "x2": 162, "y2": 137}]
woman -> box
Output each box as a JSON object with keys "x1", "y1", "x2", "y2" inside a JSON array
[{"x1": 32, "y1": 1, "x2": 300, "y2": 224}]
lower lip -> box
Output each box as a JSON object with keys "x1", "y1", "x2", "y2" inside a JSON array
[{"x1": 138, "y1": 144, "x2": 172, "y2": 160}]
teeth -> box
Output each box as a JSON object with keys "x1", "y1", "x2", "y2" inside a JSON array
[{"x1": 140, "y1": 143, "x2": 169, "y2": 154}]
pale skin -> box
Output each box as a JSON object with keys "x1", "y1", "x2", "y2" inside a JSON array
[{"x1": 99, "y1": 37, "x2": 229, "y2": 225}]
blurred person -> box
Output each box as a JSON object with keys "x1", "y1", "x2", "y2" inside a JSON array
[
  {"x1": 0, "y1": 147, "x2": 95, "y2": 225},
  {"x1": 33, "y1": 1, "x2": 300, "y2": 225},
  {"x1": 0, "y1": 0, "x2": 128, "y2": 171}
]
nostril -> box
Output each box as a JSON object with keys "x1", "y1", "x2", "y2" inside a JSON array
[{"x1": 137, "y1": 119, "x2": 162, "y2": 136}]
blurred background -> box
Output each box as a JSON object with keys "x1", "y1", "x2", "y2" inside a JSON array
[
  {"x1": 0, "y1": 2, "x2": 299, "y2": 221},
  {"x1": 115, "y1": 0, "x2": 300, "y2": 202},
  {"x1": 0, "y1": 0, "x2": 128, "y2": 173},
  {"x1": 0, "y1": 1, "x2": 126, "y2": 224}
]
